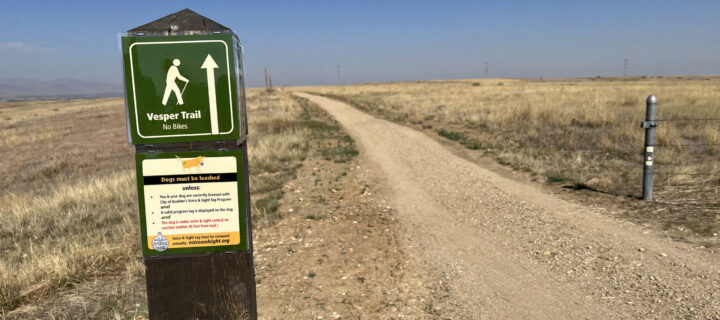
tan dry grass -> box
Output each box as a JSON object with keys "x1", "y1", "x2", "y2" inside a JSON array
[
  {"x1": 0, "y1": 171, "x2": 137, "y2": 309},
  {"x1": 0, "y1": 98, "x2": 119, "y2": 125},
  {"x1": 299, "y1": 77, "x2": 720, "y2": 193},
  {"x1": 245, "y1": 89, "x2": 312, "y2": 226},
  {"x1": 1, "y1": 97, "x2": 138, "y2": 313},
  {"x1": 247, "y1": 89, "x2": 310, "y2": 167},
  {"x1": 0, "y1": 89, "x2": 326, "y2": 316}
]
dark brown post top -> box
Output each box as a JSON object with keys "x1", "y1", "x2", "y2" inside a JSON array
[{"x1": 128, "y1": 8, "x2": 232, "y2": 35}]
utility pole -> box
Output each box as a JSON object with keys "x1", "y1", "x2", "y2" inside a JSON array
[
  {"x1": 624, "y1": 58, "x2": 628, "y2": 77},
  {"x1": 264, "y1": 67, "x2": 273, "y2": 91},
  {"x1": 265, "y1": 67, "x2": 270, "y2": 89},
  {"x1": 337, "y1": 65, "x2": 342, "y2": 85},
  {"x1": 485, "y1": 62, "x2": 489, "y2": 79}
]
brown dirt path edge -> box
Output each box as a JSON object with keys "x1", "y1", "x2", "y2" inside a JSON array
[{"x1": 295, "y1": 92, "x2": 720, "y2": 319}]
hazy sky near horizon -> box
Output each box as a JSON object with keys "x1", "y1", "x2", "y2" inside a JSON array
[{"x1": 1, "y1": 0, "x2": 718, "y2": 87}]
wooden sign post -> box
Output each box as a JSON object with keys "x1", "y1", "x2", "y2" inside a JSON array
[{"x1": 121, "y1": 9, "x2": 256, "y2": 319}]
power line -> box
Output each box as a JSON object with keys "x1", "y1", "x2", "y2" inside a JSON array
[{"x1": 485, "y1": 62, "x2": 488, "y2": 78}]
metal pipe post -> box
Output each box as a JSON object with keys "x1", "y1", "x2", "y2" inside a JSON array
[{"x1": 641, "y1": 95, "x2": 658, "y2": 200}]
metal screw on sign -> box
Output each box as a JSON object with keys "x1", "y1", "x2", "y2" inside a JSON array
[{"x1": 640, "y1": 95, "x2": 658, "y2": 200}]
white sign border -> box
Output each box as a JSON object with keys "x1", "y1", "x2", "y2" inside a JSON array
[{"x1": 129, "y1": 39, "x2": 235, "y2": 139}]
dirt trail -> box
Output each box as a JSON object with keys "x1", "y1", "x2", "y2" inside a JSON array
[{"x1": 295, "y1": 92, "x2": 720, "y2": 319}]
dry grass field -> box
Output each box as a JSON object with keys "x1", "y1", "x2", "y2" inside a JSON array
[
  {"x1": 0, "y1": 89, "x2": 353, "y2": 318},
  {"x1": 299, "y1": 77, "x2": 720, "y2": 240}
]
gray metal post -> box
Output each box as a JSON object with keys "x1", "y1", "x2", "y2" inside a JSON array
[{"x1": 641, "y1": 95, "x2": 658, "y2": 200}]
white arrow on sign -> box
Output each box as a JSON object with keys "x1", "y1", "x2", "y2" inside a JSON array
[{"x1": 201, "y1": 54, "x2": 220, "y2": 135}]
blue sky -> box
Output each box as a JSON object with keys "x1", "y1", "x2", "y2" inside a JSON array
[{"x1": 1, "y1": 0, "x2": 718, "y2": 87}]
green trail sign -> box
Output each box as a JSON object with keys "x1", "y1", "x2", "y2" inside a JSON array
[{"x1": 122, "y1": 34, "x2": 242, "y2": 144}]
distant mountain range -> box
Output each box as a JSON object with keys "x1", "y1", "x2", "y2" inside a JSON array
[{"x1": 0, "y1": 78, "x2": 122, "y2": 100}]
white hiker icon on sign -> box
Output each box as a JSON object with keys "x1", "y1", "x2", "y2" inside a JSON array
[{"x1": 161, "y1": 59, "x2": 189, "y2": 106}]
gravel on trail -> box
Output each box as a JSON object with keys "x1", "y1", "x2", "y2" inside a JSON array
[{"x1": 296, "y1": 92, "x2": 720, "y2": 319}]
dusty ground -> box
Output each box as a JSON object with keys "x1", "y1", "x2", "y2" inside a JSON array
[
  {"x1": 255, "y1": 153, "x2": 454, "y2": 319},
  {"x1": 296, "y1": 92, "x2": 720, "y2": 319}
]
